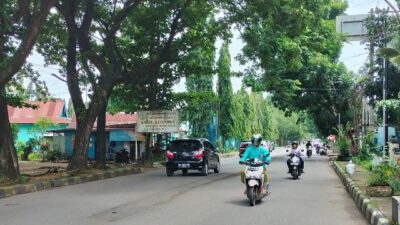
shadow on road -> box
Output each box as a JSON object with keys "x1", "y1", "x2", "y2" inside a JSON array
[
  {"x1": 226, "y1": 198, "x2": 268, "y2": 207},
  {"x1": 226, "y1": 199, "x2": 252, "y2": 207}
]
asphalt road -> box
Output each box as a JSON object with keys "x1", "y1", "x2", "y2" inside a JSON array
[{"x1": 0, "y1": 148, "x2": 368, "y2": 225}]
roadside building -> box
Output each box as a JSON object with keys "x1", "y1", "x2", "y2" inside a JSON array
[
  {"x1": 8, "y1": 99, "x2": 70, "y2": 144},
  {"x1": 51, "y1": 112, "x2": 145, "y2": 160}
]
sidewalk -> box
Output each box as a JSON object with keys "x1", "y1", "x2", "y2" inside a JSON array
[{"x1": 334, "y1": 161, "x2": 392, "y2": 224}]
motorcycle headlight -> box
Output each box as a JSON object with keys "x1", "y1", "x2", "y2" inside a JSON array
[{"x1": 292, "y1": 157, "x2": 300, "y2": 163}]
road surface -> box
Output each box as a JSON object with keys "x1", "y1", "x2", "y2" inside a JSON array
[{"x1": 0, "y1": 148, "x2": 368, "y2": 225}]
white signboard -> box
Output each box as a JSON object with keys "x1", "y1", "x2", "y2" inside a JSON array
[
  {"x1": 336, "y1": 14, "x2": 368, "y2": 41},
  {"x1": 137, "y1": 110, "x2": 180, "y2": 133}
]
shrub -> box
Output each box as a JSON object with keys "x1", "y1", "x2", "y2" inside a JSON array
[
  {"x1": 335, "y1": 129, "x2": 350, "y2": 157},
  {"x1": 18, "y1": 175, "x2": 28, "y2": 184},
  {"x1": 368, "y1": 163, "x2": 400, "y2": 193},
  {"x1": 216, "y1": 140, "x2": 224, "y2": 153},
  {"x1": 16, "y1": 141, "x2": 25, "y2": 160},
  {"x1": 27, "y1": 152, "x2": 41, "y2": 161},
  {"x1": 352, "y1": 156, "x2": 373, "y2": 171},
  {"x1": 45, "y1": 150, "x2": 63, "y2": 162}
]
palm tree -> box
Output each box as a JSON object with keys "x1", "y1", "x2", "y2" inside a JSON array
[{"x1": 380, "y1": 36, "x2": 400, "y2": 69}]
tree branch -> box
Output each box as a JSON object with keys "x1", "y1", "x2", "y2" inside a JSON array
[
  {"x1": 61, "y1": 0, "x2": 86, "y2": 113},
  {"x1": 108, "y1": 0, "x2": 143, "y2": 37},
  {"x1": 120, "y1": 0, "x2": 192, "y2": 84},
  {"x1": 151, "y1": 0, "x2": 192, "y2": 68},
  {"x1": 384, "y1": 0, "x2": 400, "y2": 23},
  {"x1": 51, "y1": 73, "x2": 67, "y2": 83},
  {"x1": 0, "y1": 0, "x2": 55, "y2": 87}
]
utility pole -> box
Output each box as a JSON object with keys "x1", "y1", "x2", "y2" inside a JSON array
[
  {"x1": 383, "y1": 8, "x2": 389, "y2": 156},
  {"x1": 338, "y1": 112, "x2": 341, "y2": 138}
]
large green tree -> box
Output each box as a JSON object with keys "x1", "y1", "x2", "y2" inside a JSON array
[
  {"x1": 183, "y1": 47, "x2": 217, "y2": 138},
  {"x1": 226, "y1": 0, "x2": 353, "y2": 136},
  {"x1": 230, "y1": 88, "x2": 251, "y2": 139},
  {"x1": 217, "y1": 41, "x2": 234, "y2": 141},
  {"x1": 0, "y1": 0, "x2": 55, "y2": 180},
  {"x1": 39, "y1": 0, "x2": 226, "y2": 170},
  {"x1": 366, "y1": 8, "x2": 400, "y2": 129}
]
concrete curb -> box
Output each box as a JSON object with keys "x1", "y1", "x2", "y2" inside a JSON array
[
  {"x1": 332, "y1": 161, "x2": 390, "y2": 225},
  {"x1": 0, "y1": 167, "x2": 142, "y2": 200}
]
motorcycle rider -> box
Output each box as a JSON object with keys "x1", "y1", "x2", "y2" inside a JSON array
[
  {"x1": 240, "y1": 134, "x2": 271, "y2": 193},
  {"x1": 305, "y1": 140, "x2": 312, "y2": 150},
  {"x1": 287, "y1": 141, "x2": 304, "y2": 173}
]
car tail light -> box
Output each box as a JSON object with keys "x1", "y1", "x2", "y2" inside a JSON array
[
  {"x1": 165, "y1": 151, "x2": 174, "y2": 160},
  {"x1": 193, "y1": 150, "x2": 204, "y2": 159}
]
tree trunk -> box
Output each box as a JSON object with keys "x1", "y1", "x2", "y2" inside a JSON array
[
  {"x1": 144, "y1": 133, "x2": 152, "y2": 160},
  {"x1": 0, "y1": 89, "x2": 19, "y2": 180},
  {"x1": 67, "y1": 120, "x2": 92, "y2": 171},
  {"x1": 67, "y1": 93, "x2": 110, "y2": 171},
  {"x1": 95, "y1": 102, "x2": 107, "y2": 169}
]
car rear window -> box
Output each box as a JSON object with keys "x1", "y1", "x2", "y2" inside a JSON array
[
  {"x1": 169, "y1": 140, "x2": 202, "y2": 152},
  {"x1": 240, "y1": 142, "x2": 251, "y2": 148}
]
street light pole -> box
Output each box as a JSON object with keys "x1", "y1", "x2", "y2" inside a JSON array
[
  {"x1": 383, "y1": 9, "x2": 389, "y2": 156},
  {"x1": 383, "y1": 57, "x2": 388, "y2": 156},
  {"x1": 338, "y1": 112, "x2": 341, "y2": 139}
]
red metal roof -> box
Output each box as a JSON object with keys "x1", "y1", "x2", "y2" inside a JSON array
[
  {"x1": 68, "y1": 112, "x2": 136, "y2": 129},
  {"x1": 8, "y1": 99, "x2": 70, "y2": 124}
]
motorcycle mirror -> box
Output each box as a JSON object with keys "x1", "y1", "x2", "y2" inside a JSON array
[
  {"x1": 301, "y1": 150, "x2": 304, "y2": 152},
  {"x1": 286, "y1": 149, "x2": 289, "y2": 152}
]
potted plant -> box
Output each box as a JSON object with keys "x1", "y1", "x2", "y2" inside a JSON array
[{"x1": 366, "y1": 163, "x2": 399, "y2": 197}]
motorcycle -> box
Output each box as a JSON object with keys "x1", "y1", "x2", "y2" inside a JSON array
[
  {"x1": 115, "y1": 148, "x2": 130, "y2": 164},
  {"x1": 319, "y1": 146, "x2": 327, "y2": 156},
  {"x1": 315, "y1": 145, "x2": 320, "y2": 154},
  {"x1": 239, "y1": 159, "x2": 269, "y2": 206},
  {"x1": 286, "y1": 150, "x2": 303, "y2": 180},
  {"x1": 306, "y1": 146, "x2": 312, "y2": 158}
]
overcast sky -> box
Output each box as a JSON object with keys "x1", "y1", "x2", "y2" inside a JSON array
[{"x1": 29, "y1": 0, "x2": 393, "y2": 101}]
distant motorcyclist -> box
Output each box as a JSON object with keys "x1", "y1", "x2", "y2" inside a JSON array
[
  {"x1": 287, "y1": 141, "x2": 304, "y2": 173},
  {"x1": 305, "y1": 141, "x2": 312, "y2": 150}
]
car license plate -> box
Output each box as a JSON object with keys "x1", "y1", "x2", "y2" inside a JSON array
[{"x1": 178, "y1": 164, "x2": 190, "y2": 168}]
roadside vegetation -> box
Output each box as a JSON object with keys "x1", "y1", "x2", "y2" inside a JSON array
[{"x1": 0, "y1": 0, "x2": 362, "y2": 186}]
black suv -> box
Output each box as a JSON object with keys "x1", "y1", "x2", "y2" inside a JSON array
[
  {"x1": 239, "y1": 140, "x2": 251, "y2": 158},
  {"x1": 165, "y1": 138, "x2": 220, "y2": 176}
]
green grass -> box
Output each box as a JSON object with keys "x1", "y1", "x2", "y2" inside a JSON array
[
  {"x1": 0, "y1": 175, "x2": 29, "y2": 187},
  {"x1": 352, "y1": 156, "x2": 373, "y2": 171}
]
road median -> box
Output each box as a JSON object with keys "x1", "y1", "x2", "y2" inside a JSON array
[{"x1": 0, "y1": 167, "x2": 143, "y2": 199}]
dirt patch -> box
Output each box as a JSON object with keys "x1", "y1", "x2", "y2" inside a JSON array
[{"x1": 0, "y1": 161, "x2": 139, "y2": 188}]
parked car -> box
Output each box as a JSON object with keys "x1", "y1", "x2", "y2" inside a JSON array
[
  {"x1": 165, "y1": 138, "x2": 220, "y2": 177},
  {"x1": 239, "y1": 140, "x2": 252, "y2": 158}
]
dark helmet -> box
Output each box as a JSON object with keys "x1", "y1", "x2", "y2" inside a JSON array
[{"x1": 251, "y1": 134, "x2": 262, "y2": 146}]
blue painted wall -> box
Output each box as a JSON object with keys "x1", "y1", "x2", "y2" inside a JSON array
[
  {"x1": 58, "y1": 129, "x2": 139, "y2": 160},
  {"x1": 64, "y1": 131, "x2": 96, "y2": 160},
  {"x1": 14, "y1": 124, "x2": 67, "y2": 144},
  {"x1": 376, "y1": 127, "x2": 396, "y2": 146}
]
